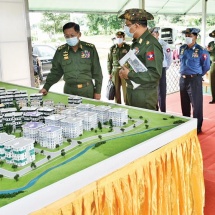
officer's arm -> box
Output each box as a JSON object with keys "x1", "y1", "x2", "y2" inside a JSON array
[
  {"x1": 107, "y1": 48, "x2": 113, "y2": 75},
  {"x1": 92, "y1": 46, "x2": 103, "y2": 94},
  {"x1": 43, "y1": 50, "x2": 64, "y2": 92},
  {"x1": 200, "y1": 50, "x2": 211, "y2": 76},
  {"x1": 128, "y1": 44, "x2": 163, "y2": 85}
]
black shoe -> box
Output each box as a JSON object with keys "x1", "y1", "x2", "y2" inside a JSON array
[
  {"x1": 209, "y1": 100, "x2": 215, "y2": 104},
  {"x1": 197, "y1": 128, "x2": 202, "y2": 134}
]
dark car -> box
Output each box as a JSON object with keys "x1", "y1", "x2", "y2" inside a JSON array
[{"x1": 32, "y1": 44, "x2": 56, "y2": 77}]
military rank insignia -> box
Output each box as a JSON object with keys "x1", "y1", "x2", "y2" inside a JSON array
[
  {"x1": 192, "y1": 49, "x2": 199, "y2": 58},
  {"x1": 112, "y1": 48, "x2": 116, "y2": 54},
  {"x1": 180, "y1": 49, "x2": 185, "y2": 55},
  {"x1": 139, "y1": 38, "x2": 143, "y2": 44},
  {"x1": 146, "y1": 41, "x2": 150, "y2": 45},
  {"x1": 63, "y1": 51, "x2": 69, "y2": 60},
  {"x1": 81, "y1": 50, "x2": 90, "y2": 58}
]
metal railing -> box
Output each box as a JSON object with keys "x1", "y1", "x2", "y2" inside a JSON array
[{"x1": 166, "y1": 60, "x2": 180, "y2": 94}]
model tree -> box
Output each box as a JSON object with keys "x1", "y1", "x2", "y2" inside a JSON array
[
  {"x1": 14, "y1": 174, "x2": 19, "y2": 181},
  {"x1": 0, "y1": 174, "x2": 3, "y2": 180}
]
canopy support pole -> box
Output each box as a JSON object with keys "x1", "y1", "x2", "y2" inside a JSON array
[
  {"x1": 201, "y1": 0, "x2": 207, "y2": 47},
  {"x1": 139, "y1": 0, "x2": 145, "y2": 9}
]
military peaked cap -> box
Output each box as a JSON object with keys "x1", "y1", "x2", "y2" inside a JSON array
[
  {"x1": 119, "y1": 8, "x2": 154, "y2": 21},
  {"x1": 182, "y1": 28, "x2": 200, "y2": 35},
  {"x1": 116, "y1": 31, "x2": 125, "y2": 36},
  {"x1": 149, "y1": 27, "x2": 160, "y2": 33},
  {"x1": 209, "y1": 30, "x2": 215, "y2": 38}
]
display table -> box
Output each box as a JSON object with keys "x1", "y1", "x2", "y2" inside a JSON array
[{"x1": 0, "y1": 82, "x2": 204, "y2": 215}]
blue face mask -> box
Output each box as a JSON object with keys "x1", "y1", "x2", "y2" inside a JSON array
[
  {"x1": 124, "y1": 26, "x2": 134, "y2": 38},
  {"x1": 66, "y1": 37, "x2": 79, "y2": 46}
]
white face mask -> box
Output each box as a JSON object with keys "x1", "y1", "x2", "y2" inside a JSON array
[
  {"x1": 124, "y1": 26, "x2": 134, "y2": 38},
  {"x1": 185, "y1": 37, "x2": 193, "y2": 45},
  {"x1": 66, "y1": 37, "x2": 79, "y2": 46},
  {"x1": 115, "y1": 38, "x2": 124, "y2": 45}
]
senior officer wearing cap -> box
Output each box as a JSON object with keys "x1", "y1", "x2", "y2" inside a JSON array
[
  {"x1": 118, "y1": 9, "x2": 163, "y2": 110},
  {"x1": 150, "y1": 27, "x2": 172, "y2": 112},
  {"x1": 207, "y1": 30, "x2": 215, "y2": 104},
  {"x1": 179, "y1": 28, "x2": 210, "y2": 134},
  {"x1": 107, "y1": 31, "x2": 130, "y2": 104},
  {"x1": 40, "y1": 22, "x2": 103, "y2": 100}
]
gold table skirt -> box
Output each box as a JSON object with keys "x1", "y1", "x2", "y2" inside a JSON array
[{"x1": 31, "y1": 130, "x2": 204, "y2": 215}]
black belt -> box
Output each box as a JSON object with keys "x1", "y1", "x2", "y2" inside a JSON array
[{"x1": 181, "y1": 74, "x2": 201, "y2": 78}]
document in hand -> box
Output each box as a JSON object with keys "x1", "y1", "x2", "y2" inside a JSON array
[{"x1": 119, "y1": 49, "x2": 148, "y2": 89}]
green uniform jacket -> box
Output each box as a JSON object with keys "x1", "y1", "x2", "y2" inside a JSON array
[
  {"x1": 128, "y1": 30, "x2": 163, "y2": 87},
  {"x1": 208, "y1": 41, "x2": 215, "y2": 100},
  {"x1": 107, "y1": 43, "x2": 130, "y2": 75},
  {"x1": 43, "y1": 41, "x2": 103, "y2": 94},
  {"x1": 126, "y1": 30, "x2": 163, "y2": 110}
]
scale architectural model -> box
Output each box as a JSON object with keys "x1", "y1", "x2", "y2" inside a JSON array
[{"x1": 0, "y1": 83, "x2": 190, "y2": 210}]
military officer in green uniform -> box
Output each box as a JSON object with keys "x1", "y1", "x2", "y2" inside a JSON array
[
  {"x1": 107, "y1": 31, "x2": 130, "y2": 104},
  {"x1": 118, "y1": 9, "x2": 163, "y2": 110},
  {"x1": 207, "y1": 30, "x2": 215, "y2": 104},
  {"x1": 40, "y1": 22, "x2": 103, "y2": 100}
]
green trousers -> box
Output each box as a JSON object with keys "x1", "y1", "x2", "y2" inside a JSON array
[{"x1": 112, "y1": 68, "x2": 127, "y2": 104}]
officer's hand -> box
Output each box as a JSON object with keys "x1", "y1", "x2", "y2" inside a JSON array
[
  {"x1": 94, "y1": 93, "x2": 101, "y2": 100},
  {"x1": 119, "y1": 66, "x2": 129, "y2": 79},
  {"x1": 39, "y1": 88, "x2": 48, "y2": 96}
]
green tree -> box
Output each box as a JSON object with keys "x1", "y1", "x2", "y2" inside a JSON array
[
  {"x1": 40, "y1": 12, "x2": 70, "y2": 39},
  {"x1": 86, "y1": 14, "x2": 123, "y2": 35}
]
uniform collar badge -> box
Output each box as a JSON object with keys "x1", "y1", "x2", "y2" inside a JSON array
[
  {"x1": 146, "y1": 41, "x2": 150, "y2": 45},
  {"x1": 139, "y1": 38, "x2": 143, "y2": 44}
]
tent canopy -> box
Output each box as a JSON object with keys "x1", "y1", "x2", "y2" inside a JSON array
[{"x1": 28, "y1": 0, "x2": 215, "y2": 15}]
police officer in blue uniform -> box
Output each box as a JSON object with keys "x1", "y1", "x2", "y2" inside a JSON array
[
  {"x1": 150, "y1": 27, "x2": 172, "y2": 112},
  {"x1": 179, "y1": 28, "x2": 210, "y2": 134}
]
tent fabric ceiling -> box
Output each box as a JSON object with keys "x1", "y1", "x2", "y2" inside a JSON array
[{"x1": 28, "y1": 0, "x2": 215, "y2": 15}]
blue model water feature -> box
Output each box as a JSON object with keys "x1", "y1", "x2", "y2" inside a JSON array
[{"x1": 0, "y1": 124, "x2": 176, "y2": 194}]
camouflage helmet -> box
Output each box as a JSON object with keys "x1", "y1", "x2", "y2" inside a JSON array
[
  {"x1": 209, "y1": 30, "x2": 215, "y2": 38},
  {"x1": 119, "y1": 8, "x2": 154, "y2": 21}
]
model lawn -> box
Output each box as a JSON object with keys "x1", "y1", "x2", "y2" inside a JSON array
[{"x1": 0, "y1": 82, "x2": 188, "y2": 207}]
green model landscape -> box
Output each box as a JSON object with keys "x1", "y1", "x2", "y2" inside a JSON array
[{"x1": 0, "y1": 82, "x2": 187, "y2": 207}]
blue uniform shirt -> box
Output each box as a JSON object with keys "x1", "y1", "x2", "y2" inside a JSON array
[{"x1": 179, "y1": 43, "x2": 210, "y2": 76}]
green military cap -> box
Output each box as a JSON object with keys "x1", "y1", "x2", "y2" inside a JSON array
[
  {"x1": 209, "y1": 30, "x2": 215, "y2": 38},
  {"x1": 119, "y1": 8, "x2": 154, "y2": 21},
  {"x1": 182, "y1": 28, "x2": 200, "y2": 35},
  {"x1": 149, "y1": 27, "x2": 160, "y2": 33},
  {"x1": 116, "y1": 31, "x2": 125, "y2": 36}
]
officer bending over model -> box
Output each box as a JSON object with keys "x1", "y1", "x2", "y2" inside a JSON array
[{"x1": 40, "y1": 22, "x2": 103, "y2": 100}]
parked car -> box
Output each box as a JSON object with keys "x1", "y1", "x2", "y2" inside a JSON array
[{"x1": 32, "y1": 44, "x2": 56, "y2": 77}]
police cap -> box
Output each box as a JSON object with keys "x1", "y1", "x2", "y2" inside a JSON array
[
  {"x1": 209, "y1": 30, "x2": 215, "y2": 38},
  {"x1": 119, "y1": 8, "x2": 154, "y2": 21},
  {"x1": 116, "y1": 31, "x2": 125, "y2": 36},
  {"x1": 149, "y1": 27, "x2": 160, "y2": 33},
  {"x1": 182, "y1": 28, "x2": 200, "y2": 35}
]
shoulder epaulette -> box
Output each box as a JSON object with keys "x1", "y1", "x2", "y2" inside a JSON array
[
  {"x1": 85, "y1": 42, "x2": 95, "y2": 47},
  {"x1": 57, "y1": 44, "x2": 66, "y2": 51}
]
